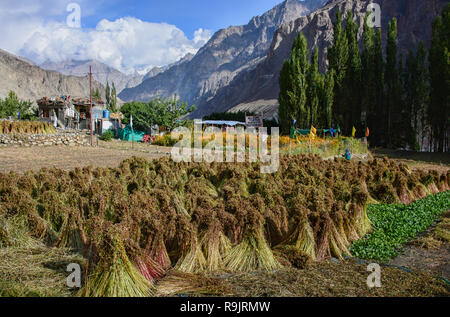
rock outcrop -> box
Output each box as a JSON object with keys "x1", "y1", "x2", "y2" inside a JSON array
[{"x1": 0, "y1": 49, "x2": 104, "y2": 102}]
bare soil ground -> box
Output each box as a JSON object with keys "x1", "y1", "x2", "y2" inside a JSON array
[
  {"x1": 0, "y1": 141, "x2": 172, "y2": 173},
  {"x1": 1, "y1": 143, "x2": 448, "y2": 174}
]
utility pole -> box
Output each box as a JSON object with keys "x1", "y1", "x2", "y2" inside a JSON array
[{"x1": 89, "y1": 65, "x2": 93, "y2": 146}]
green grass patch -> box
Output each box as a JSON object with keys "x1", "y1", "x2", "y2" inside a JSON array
[{"x1": 351, "y1": 191, "x2": 450, "y2": 261}]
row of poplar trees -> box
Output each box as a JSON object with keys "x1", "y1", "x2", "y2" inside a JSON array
[{"x1": 279, "y1": 5, "x2": 449, "y2": 152}]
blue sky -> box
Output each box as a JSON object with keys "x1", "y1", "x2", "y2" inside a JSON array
[
  {"x1": 82, "y1": 0, "x2": 284, "y2": 37},
  {"x1": 0, "y1": 0, "x2": 287, "y2": 74}
]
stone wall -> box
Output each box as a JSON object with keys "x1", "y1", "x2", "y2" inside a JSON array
[{"x1": 0, "y1": 130, "x2": 91, "y2": 147}]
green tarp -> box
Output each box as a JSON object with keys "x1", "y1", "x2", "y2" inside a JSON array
[
  {"x1": 118, "y1": 125, "x2": 145, "y2": 142},
  {"x1": 290, "y1": 128, "x2": 331, "y2": 138}
]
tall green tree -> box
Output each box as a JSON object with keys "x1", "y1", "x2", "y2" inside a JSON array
[
  {"x1": 361, "y1": 13, "x2": 375, "y2": 135},
  {"x1": 321, "y1": 69, "x2": 335, "y2": 128},
  {"x1": 307, "y1": 47, "x2": 322, "y2": 126},
  {"x1": 93, "y1": 88, "x2": 101, "y2": 101},
  {"x1": 344, "y1": 11, "x2": 363, "y2": 135},
  {"x1": 110, "y1": 82, "x2": 118, "y2": 113},
  {"x1": 404, "y1": 42, "x2": 429, "y2": 150},
  {"x1": 105, "y1": 81, "x2": 111, "y2": 109},
  {"x1": 372, "y1": 28, "x2": 385, "y2": 145},
  {"x1": 428, "y1": 4, "x2": 450, "y2": 152},
  {"x1": 385, "y1": 18, "x2": 403, "y2": 147},
  {"x1": 328, "y1": 9, "x2": 349, "y2": 131},
  {"x1": 278, "y1": 32, "x2": 310, "y2": 133}
]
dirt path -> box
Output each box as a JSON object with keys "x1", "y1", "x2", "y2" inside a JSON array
[{"x1": 389, "y1": 245, "x2": 450, "y2": 280}]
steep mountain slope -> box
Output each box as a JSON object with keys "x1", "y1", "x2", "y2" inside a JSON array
[
  {"x1": 40, "y1": 59, "x2": 144, "y2": 94},
  {"x1": 195, "y1": 0, "x2": 448, "y2": 119},
  {"x1": 119, "y1": 0, "x2": 328, "y2": 104},
  {"x1": 0, "y1": 49, "x2": 104, "y2": 102}
]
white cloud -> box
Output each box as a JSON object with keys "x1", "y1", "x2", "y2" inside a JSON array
[{"x1": 0, "y1": 1, "x2": 212, "y2": 74}]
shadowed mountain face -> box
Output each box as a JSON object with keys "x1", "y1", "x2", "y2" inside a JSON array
[
  {"x1": 192, "y1": 0, "x2": 448, "y2": 119},
  {"x1": 118, "y1": 0, "x2": 328, "y2": 105},
  {"x1": 0, "y1": 49, "x2": 104, "y2": 102}
]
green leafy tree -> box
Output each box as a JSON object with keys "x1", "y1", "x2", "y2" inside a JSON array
[
  {"x1": 385, "y1": 19, "x2": 405, "y2": 147},
  {"x1": 105, "y1": 82, "x2": 111, "y2": 109},
  {"x1": 320, "y1": 69, "x2": 335, "y2": 128},
  {"x1": 428, "y1": 4, "x2": 450, "y2": 152},
  {"x1": 404, "y1": 42, "x2": 429, "y2": 150},
  {"x1": 372, "y1": 28, "x2": 385, "y2": 146},
  {"x1": 361, "y1": 13, "x2": 375, "y2": 136},
  {"x1": 110, "y1": 82, "x2": 118, "y2": 113},
  {"x1": 0, "y1": 91, "x2": 35, "y2": 120},
  {"x1": 328, "y1": 9, "x2": 349, "y2": 131},
  {"x1": 278, "y1": 32, "x2": 310, "y2": 133},
  {"x1": 344, "y1": 11, "x2": 362, "y2": 135},
  {"x1": 121, "y1": 96, "x2": 195, "y2": 133},
  {"x1": 306, "y1": 47, "x2": 322, "y2": 126},
  {"x1": 93, "y1": 88, "x2": 101, "y2": 101}
]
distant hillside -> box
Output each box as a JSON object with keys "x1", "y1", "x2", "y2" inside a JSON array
[
  {"x1": 0, "y1": 49, "x2": 104, "y2": 103},
  {"x1": 40, "y1": 59, "x2": 145, "y2": 94}
]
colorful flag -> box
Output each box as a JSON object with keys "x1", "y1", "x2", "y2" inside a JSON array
[
  {"x1": 352, "y1": 126, "x2": 356, "y2": 138},
  {"x1": 366, "y1": 127, "x2": 370, "y2": 138},
  {"x1": 130, "y1": 114, "x2": 133, "y2": 129},
  {"x1": 337, "y1": 125, "x2": 341, "y2": 135},
  {"x1": 310, "y1": 126, "x2": 317, "y2": 139}
]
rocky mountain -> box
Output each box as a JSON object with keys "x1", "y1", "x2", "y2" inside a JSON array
[
  {"x1": 40, "y1": 59, "x2": 145, "y2": 94},
  {"x1": 119, "y1": 0, "x2": 328, "y2": 105},
  {"x1": 0, "y1": 49, "x2": 104, "y2": 102},
  {"x1": 193, "y1": 0, "x2": 449, "y2": 119}
]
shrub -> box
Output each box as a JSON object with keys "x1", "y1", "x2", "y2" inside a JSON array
[{"x1": 100, "y1": 130, "x2": 114, "y2": 142}]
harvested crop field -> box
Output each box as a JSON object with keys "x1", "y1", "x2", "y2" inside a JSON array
[{"x1": 0, "y1": 153, "x2": 449, "y2": 297}]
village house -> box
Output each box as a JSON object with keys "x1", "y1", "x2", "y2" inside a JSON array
[{"x1": 37, "y1": 96, "x2": 107, "y2": 130}]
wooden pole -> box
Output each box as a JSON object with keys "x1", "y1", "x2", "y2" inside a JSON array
[{"x1": 89, "y1": 65, "x2": 93, "y2": 146}]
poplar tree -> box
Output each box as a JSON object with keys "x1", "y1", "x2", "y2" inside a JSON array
[
  {"x1": 361, "y1": 13, "x2": 375, "y2": 134},
  {"x1": 404, "y1": 42, "x2": 429, "y2": 150},
  {"x1": 385, "y1": 18, "x2": 403, "y2": 147},
  {"x1": 105, "y1": 81, "x2": 111, "y2": 109},
  {"x1": 307, "y1": 47, "x2": 321, "y2": 126},
  {"x1": 278, "y1": 32, "x2": 310, "y2": 133},
  {"x1": 344, "y1": 11, "x2": 362, "y2": 135},
  {"x1": 328, "y1": 9, "x2": 349, "y2": 132},
  {"x1": 321, "y1": 69, "x2": 335, "y2": 128},
  {"x1": 110, "y1": 82, "x2": 118, "y2": 113},
  {"x1": 428, "y1": 4, "x2": 449, "y2": 152}
]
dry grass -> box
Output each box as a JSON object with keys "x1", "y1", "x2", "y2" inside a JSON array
[
  {"x1": 219, "y1": 260, "x2": 449, "y2": 297},
  {"x1": 154, "y1": 260, "x2": 449, "y2": 297},
  {"x1": 0, "y1": 243, "x2": 86, "y2": 297}
]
